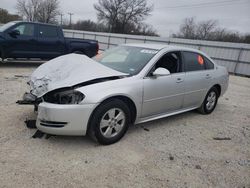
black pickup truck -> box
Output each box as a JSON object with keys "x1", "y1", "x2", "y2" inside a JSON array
[{"x1": 0, "y1": 21, "x2": 99, "y2": 60}]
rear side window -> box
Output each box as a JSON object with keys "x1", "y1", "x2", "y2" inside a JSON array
[
  {"x1": 39, "y1": 25, "x2": 58, "y2": 38},
  {"x1": 182, "y1": 51, "x2": 205, "y2": 72},
  {"x1": 204, "y1": 57, "x2": 214, "y2": 70}
]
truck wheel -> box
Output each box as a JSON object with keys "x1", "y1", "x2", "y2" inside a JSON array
[{"x1": 88, "y1": 99, "x2": 131, "y2": 145}]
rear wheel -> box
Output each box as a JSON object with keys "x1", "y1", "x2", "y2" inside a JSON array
[
  {"x1": 88, "y1": 99, "x2": 131, "y2": 145},
  {"x1": 198, "y1": 87, "x2": 219, "y2": 114}
]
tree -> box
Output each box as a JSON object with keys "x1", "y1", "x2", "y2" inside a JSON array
[
  {"x1": 70, "y1": 20, "x2": 108, "y2": 32},
  {"x1": 37, "y1": 0, "x2": 60, "y2": 23},
  {"x1": 177, "y1": 17, "x2": 197, "y2": 39},
  {"x1": 0, "y1": 8, "x2": 20, "y2": 23},
  {"x1": 196, "y1": 20, "x2": 218, "y2": 40},
  {"x1": 16, "y1": 0, "x2": 60, "y2": 23},
  {"x1": 94, "y1": 0, "x2": 153, "y2": 34},
  {"x1": 16, "y1": 0, "x2": 39, "y2": 22},
  {"x1": 62, "y1": 19, "x2": 158, "y2": 36},
  {"x1": 173, "y1": 17, "x2": 250, "y2": 44}
]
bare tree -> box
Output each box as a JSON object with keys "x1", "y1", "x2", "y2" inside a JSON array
[
  {"x1": 36, "y1": 0, "x2": 60, "y2": 23},
  {"x1": 16, "y1": 0, "x2": 60, "y2": 23},
  {"x1": 178, "y1": 17, "x2": 197, "y2": 39},
  {"x1": 71, "y1": 20, "x2": 108, "y2": 32},
  {"x1": 0, "y1": 8, "x2": 21, "y2": 23},
  {"x1": 173, "y1": 17, "x2": 250, "y2": 44},
  {"x1": 94, "y1": 0, "x2": 153, "y2": 33},
  {"x1": 196, "y1": 20, "x2": 218, "y2": 40},
  {"x1": 16, "y1": 0, "x2": 40, "y2": 22},
  {"x1": 63, "y1": 19, "x2": 158, "y2": 36}
]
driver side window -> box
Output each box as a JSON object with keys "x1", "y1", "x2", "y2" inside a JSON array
[
  {"x1": 149, "y1": 51, "x2": 182, "y2": 75},
  {"x1": 12, "y1": 24, "x2": 35, "y2": 37}
]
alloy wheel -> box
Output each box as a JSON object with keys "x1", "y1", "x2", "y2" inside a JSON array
[{"x1": 99, "y1": 108, "x2": 126, "y2": 138}]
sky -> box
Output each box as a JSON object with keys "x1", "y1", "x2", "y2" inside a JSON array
[{"x1": 1, "y1": 0, "x2": 250, "y2": 37}]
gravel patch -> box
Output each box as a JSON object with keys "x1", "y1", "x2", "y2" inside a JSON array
[{"x1": 0, "y1": 64, "x2": 249, "y2": 188}]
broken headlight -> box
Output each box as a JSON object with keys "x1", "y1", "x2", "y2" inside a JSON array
[{"x1": 43, "y1": 90, "x2": 85, "y2": 104}]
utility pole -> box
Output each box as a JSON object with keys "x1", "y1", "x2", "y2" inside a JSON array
[
  {"x1": 68, "y1": 12, "x2": 73, "y2": 28},
  {"x1": 59, "y1": 13, "x2": 63, "y2": 25}
]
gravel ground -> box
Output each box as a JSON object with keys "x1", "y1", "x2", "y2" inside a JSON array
[{"x1": 0, "y1": 62, "x2": 249, "y2": 188}]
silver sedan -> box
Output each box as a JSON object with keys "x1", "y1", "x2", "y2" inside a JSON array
[{"x1": 23, "y1": 44, "x2": 229, "y2": 145}]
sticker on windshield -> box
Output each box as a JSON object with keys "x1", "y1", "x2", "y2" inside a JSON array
[{"x1": 140, "y1": 49, "x2": 158, "y2": 54}]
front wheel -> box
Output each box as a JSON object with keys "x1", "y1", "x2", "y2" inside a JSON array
[
  {"x1": 88, "y1": 99, "x2": 131, "y2": 145},
  {"x1": 198, "y1": 87, "x2": 219, "y2": 114}
]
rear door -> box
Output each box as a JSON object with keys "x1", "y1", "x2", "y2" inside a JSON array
[
  {"x1": 5, "y1": 23, "x2": 37, "y2": 58},
  {"x1": 36, "y1": 24, "x2": 64, "y2": 58},
  {"x1": 182, "y1": 51, "x2": 213, "y2": 108}
]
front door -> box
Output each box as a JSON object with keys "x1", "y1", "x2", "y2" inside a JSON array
[
  {"x1": 142, "y1": 51, "x2": 185, "y2": 118},
  {"x1": 6, "y1": 23, "x2": 37, "y2": 58}
]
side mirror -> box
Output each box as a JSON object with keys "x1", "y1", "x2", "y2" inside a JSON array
[
  {"x1": 152, "y1": 68, "x2": 170, "y2": 77},
  {"x1": 9, "y1": 30, "x2": 20, "y2": 37}
]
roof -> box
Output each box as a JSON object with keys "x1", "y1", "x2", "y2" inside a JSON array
[
  {"x1": 9, "y1": 20, "x2": 60, "y2": 27},
  {"x1": 123, "y1": 43, "x2": 204, "y2": 54}
]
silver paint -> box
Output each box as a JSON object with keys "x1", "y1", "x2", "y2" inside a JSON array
[{"x1": 31, "y1": 44, "x2": 229, "y2": 136}]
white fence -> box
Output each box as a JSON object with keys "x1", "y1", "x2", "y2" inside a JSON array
[{"x1": 64, "y1": 29, "x2": 250, "y2": 76}]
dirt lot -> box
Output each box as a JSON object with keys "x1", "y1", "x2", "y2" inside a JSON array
[{"x1": 0, "y1": 62, "x2": 249, "y2": 188}]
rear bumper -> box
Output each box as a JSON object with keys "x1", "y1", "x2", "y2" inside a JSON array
[{"x1": 36, "y1": 102, "x2": 96, "y2": 136}]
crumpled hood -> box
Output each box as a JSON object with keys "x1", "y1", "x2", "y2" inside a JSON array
[{"x1": 29, "y1": 54, "x2": 127, "y2": 97}]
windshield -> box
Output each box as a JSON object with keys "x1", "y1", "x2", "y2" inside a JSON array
[
  {"x1": 93, "y1": 46, "x2": 158, "y2": 75},
  {"x1": 0, "y1": 22, "x2": 17, "y2": 32}
]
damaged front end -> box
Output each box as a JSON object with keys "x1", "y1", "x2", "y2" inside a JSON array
[
  {"x1": 43, "y1": 89, "x2": 85, "y2": 104},
  {"x1": 16, "y1": 77, "x2": 51, "y2": 110},
  {"x1": 16, "y1": 54, "x2": 129, "y2": 137},
  {"x1": 16, "y1": 92, "x2": 42, "y2": 111},
  {"x1": 16, "y1": 53, "x2": 128, "y2": 109},
  {"x1": 17, "y1": 76, "x2": 124, "y2": 110}
]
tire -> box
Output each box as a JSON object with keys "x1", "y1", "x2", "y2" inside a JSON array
[
  {"x1": 198, "y1": 87, "x2": 219, "y2": 114},
  {"x1": 88, "y1": 99, "x2": 131, "y2": 145}
]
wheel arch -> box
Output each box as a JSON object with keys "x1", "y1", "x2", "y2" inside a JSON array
[
  {"x1": 212, "y1": 84, "x2": 221, "y2": 97},
  {"x1": 71, "y1": 48, "x2": 85, "y2": 54},
  {"x1": 87, "y1": 95, "x2": 137, "y2": 133}
]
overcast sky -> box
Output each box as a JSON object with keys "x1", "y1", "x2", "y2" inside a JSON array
[{"x1": 1, "y1": 0, "x2": 250, "y2": 36}]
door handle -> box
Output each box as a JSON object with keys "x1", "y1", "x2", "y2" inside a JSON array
[
  {"x1": 176, "y1": 78, "x2": 184, "y2": 83},
  {"x1": 206, "y1": 74, "x2": 212, "y2": 79}
]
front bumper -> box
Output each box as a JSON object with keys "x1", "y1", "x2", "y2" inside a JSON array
[{"x1": 36, "y1": 102, "x2": 96, "y2": 136}]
